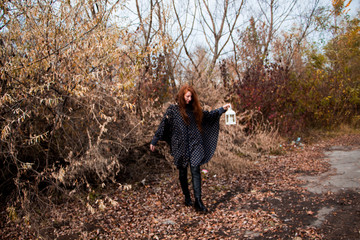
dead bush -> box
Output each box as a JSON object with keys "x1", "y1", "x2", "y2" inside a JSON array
[{"x1": 208, "y1": 110, "x2": 282, "y2": 174}]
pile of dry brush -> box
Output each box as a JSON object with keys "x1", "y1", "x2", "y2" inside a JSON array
[{"x1": 0, "y1": 79, "x2": 282, "y2": 224}]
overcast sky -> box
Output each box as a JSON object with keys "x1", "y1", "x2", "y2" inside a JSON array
[
  {"x1": 114, "y1": 0, "x2": 359, "y2": 58},
  {"x1": 349, "y1": 0, "x2": 360, "y2": 16}
]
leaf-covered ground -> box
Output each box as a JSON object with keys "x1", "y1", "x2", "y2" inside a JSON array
[{"x1": 1, "y1": 134, "x2": 360, "y2": 239}]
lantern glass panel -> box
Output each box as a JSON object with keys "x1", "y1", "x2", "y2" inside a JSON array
[{"x1": 225, "y1": 107, "x2": 236, "y2": 125}]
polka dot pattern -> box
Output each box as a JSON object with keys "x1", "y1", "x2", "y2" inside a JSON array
[{"x1": 151, "y1": 104, "x2": 225, "y2": 167}]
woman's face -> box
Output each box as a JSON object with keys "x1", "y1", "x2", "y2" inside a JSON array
[{"x1": 184, "y1": 90, "x2": 192, "y2": 104}]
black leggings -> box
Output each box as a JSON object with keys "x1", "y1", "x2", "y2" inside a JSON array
[{"x1": 178, "y1": 165, "x2": 202, "y2": 199}]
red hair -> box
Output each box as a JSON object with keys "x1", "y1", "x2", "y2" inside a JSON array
[{"x1": 176, "y1": 85, "x2": 203, "y2": 131}]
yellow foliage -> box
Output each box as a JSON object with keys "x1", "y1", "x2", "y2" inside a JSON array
[
  {"x1": 332, "y1": 0, "x2": 352, "y2": 15},
  {"x1": 6, "y1": 206, "x2": 18, "y2": 222}
]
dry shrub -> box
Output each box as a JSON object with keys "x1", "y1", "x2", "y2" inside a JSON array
[
  {"x1": 209, "y1": 110, "x2": 280, "y2": 174},
  {"x1": 52, "y1": 148, "x2": 121, "y2": 188},
  {"x1": 51, "y1": 89, "x2": 176, "y2": 189}
]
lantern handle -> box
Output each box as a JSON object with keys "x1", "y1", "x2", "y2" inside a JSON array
[{"x1": 224, "y1": 103, "x2": 231, "y2": 111}]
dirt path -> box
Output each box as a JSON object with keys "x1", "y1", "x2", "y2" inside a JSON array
[{"x1": 1, "y1": 134, "x2": 360, "y2": 239}]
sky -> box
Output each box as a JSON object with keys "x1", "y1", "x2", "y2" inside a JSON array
[
  {"x1": 114, "y1": 0, "x2": 360, "y2": 59},
  {"x1": 349, "y1": 0, "x2": 360, "y2": 16}
]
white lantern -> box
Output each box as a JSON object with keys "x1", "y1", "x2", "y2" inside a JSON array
[{"x1": 225, "y1": 106, "x2": 236, "y2": 125}]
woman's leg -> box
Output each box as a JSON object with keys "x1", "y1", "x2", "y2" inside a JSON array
[
  {"x1": 190, "y1": 165, "x2": 208, "y2": 213},
  {"x1": 178, "y1": 166, "x2": 192, "y2": 206}
]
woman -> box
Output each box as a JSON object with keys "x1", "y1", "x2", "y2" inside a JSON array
[{"x1": 150, "y1": 85, "x2": 230, "y2": 213}]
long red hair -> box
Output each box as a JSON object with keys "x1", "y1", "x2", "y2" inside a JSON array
[{"x1": 176, "y1": 85, "x2": 203, "y2": 131}]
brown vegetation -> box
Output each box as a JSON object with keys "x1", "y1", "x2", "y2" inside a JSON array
[{"x1": 0, "y1": 0, "x2": 359, "y2": 238}]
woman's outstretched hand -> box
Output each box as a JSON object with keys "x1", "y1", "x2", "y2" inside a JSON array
[
  {"x1": 223, "y1": 103, "x2": 231, "y2": 111},
  {"x1": 150, "y1": 144, "x2": 155, "y2": 152}
]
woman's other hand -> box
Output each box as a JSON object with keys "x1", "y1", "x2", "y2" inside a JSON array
[
  {"x1": 150, "y1": 144, "x2": 156, "y2": 152},
  {"x1": 223, "y1": 103, "x2": 231, "y2": 111}
]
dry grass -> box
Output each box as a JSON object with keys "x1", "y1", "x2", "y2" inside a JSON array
[
  {"x1": 208, "y1": 110, "x2": 283, "y2": 174},
  {"x1": 194, "y1": 85, "x2": 283, "y2": 174},
  {"x1": 300, "y1": 123, "x2": 360, "y2": 145}
]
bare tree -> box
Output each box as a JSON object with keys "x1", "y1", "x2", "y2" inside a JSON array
[
  {"x1": 285, "y1": 0, "x2": 321, "y2": 67},
  {"x1": 172, "y1": 0, "x2": 201, "y2": 82},
  {"x1": 253, "y1": 0, "x2": 322, "y2": 66},
  {"x1": 254, "y1": 0, "x2": 297, "y2": 60},
  {"x1": 132, "y1": 0, "x2": 179, "y2": 112},
  {"x1": 172, "y1": 0, "x2": 245, "y2": 85},
  {"x1": 198, "y1": 0, "x2": 245, "y2": 83},
  {"x1": 228, "y1": 0, "x2": 322, "y2": 77}
]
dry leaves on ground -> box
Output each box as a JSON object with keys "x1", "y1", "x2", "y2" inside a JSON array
[{"x1": 1, "y1": 134, "x2": 360, "y2": 239}]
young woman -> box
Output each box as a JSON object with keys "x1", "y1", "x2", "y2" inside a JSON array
[{"x1": 150, "y1": 85, "x2": 230, "y2": 213}]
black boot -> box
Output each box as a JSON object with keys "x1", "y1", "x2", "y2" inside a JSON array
[
  {"x1": 194, "y1": 198, "x2": 207, "y2": 213},
  {"x1": 191, "y1": 165, "x2": 208, "y2": 213},
  {"x1": 179, "y1": 166, "x2": 192, "y2": 206}
]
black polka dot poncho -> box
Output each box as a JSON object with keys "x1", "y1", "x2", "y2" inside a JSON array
[{"x1": 151, "y1": 104, "x2": 226, "y2": 168}]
